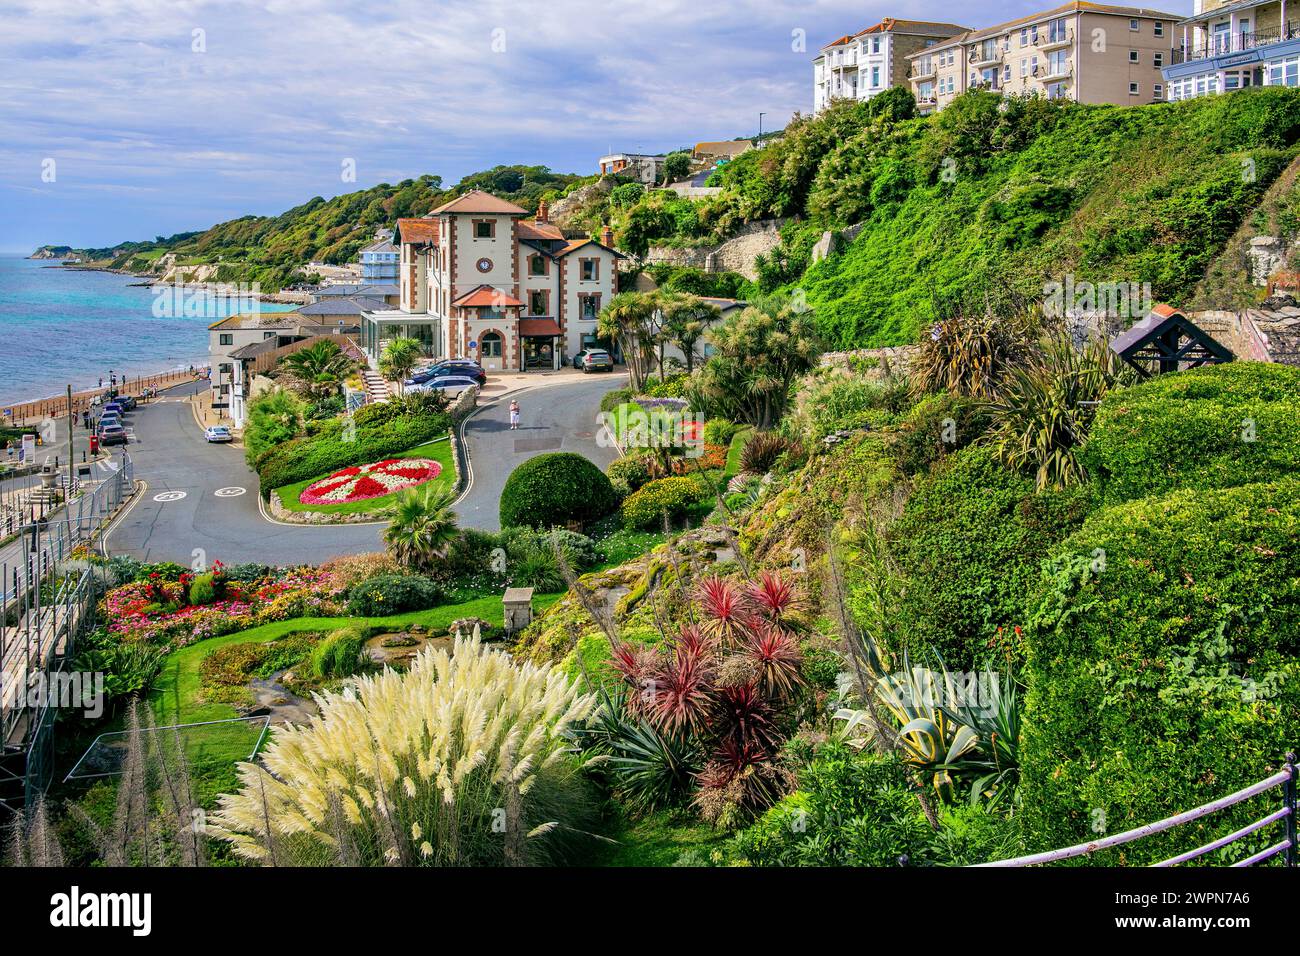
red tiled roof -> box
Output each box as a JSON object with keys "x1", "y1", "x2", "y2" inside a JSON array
[
  {"x1": 517, "y1": 219, "x2": 564, "y2": 241},
  {"x1": 430, "y1": 189, "x2": 527, "y2": 216},
  {"x1": 518, "y1": 318, "x2": 563, "y2": 336},
  {"x1": 395, "y1": 218, "x2": 438, "y2": 245},
  {"x1": 451, "y1": 285, "x2": 524, "y2": 308}
]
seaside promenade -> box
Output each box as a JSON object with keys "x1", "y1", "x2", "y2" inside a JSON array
[{"x1": 1, "y1": 367, "x2": 208, "y2": 429}]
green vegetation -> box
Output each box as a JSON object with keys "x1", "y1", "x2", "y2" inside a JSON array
[
  {"x1": 620, "y1": 475, "x2": 710, "y2": 529},
  {"x1": 499, "y1": 452, "x2": 620, "y2": 530},
  {"x1": 346, "y1": 573, "x2": 445, "y2": 616},
  {"x1": 273, "y1": 439, "x2": 455, "y2": 515}
]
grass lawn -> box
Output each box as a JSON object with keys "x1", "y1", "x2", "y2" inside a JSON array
[
  {"x1": 587, "y1": 810, "x2": 730, "y2": 866},
  {"x1": 273, "y1": 438, "x2": 455, "y2": 516},
  {"x1": 724, "y1": 427, "x2": 752, "y2": 478}
]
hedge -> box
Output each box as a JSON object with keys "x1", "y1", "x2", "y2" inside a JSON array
[
  {"x1": 499, "y1": 452, "x2": 620, "y2": 529},
  {"x1": 255, "y1": 410, "x2": 451, "y2": 498},
  {"x1": 887, "y1": 445, "x2": 1091, "y2": 668},
  {"x1": 1081, "y1": 361, "x2": 1300, "y2": 502},
  {"x1": 1020, "y1": 478, "x2": 1300, "y2": 864},
  {"x1": 346, "y1": 574, "x2": 444, "y2": 616}
]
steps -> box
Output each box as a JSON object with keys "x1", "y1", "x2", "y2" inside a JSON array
[{"x1": 360, "y1": 369, "x2": 391, "y2": 405}]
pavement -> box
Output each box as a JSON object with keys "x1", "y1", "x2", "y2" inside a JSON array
[{"x1": 100, "y1": 370, "x2": 625, "y2": 563}]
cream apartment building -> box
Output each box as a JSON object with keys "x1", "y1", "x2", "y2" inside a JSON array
[
  {"x1": 361, "y1": 192, "x2": 625, "y2": 372},
  {"x1": 1163, "y1": 0, "x2": 1300, "y2": 99},
  {"x1": 813, "y1": 18, "x2": 970, "y2": 110},
  {"x1": 907, "y1": 2, "x2": 1181, "y2": 112}
]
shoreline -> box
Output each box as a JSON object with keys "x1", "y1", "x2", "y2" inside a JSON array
[
  {"x1": 1, "y1": 366, "x2": 209, "y2": 426},
  {"x1": 27, "y1": 256, "x2": 312, "y2": 305}
]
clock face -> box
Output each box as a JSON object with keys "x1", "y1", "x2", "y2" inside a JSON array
[{"x1": 476, "y1": 257, "x2": 493, "y2": 273}]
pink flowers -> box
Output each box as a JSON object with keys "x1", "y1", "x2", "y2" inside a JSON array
[{"x1": 299, "y1": 458, "x2": 442, "y2": 505}]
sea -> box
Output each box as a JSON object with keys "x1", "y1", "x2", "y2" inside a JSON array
[{"x1": 0, "y1": 254, "x2": 297, "y2": 408}]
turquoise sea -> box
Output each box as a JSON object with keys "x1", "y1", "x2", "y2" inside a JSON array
[{"x1": 0, "y1": 254, "x2": 296, "y2": 408}]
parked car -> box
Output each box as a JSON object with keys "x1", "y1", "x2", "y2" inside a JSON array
[
  {"x1": 98, "y1": 424, "x2": 128, "y2": 446},
  {"x1": 97, "y1": 413, "x2": 122, "y2": 429},
  {"x1": 407, "y1": 360, "x2": 486, "y2": 386},
  {"x1": 117, "y1": 395, "x2": 138, "y2": 410},
  {"x1": 204, "y1": 426, "x2": 233, "y2": 443},
  {"x1": 103, "y1": 402, "x2": 128, "y2": 418},
  {"x1": 408, "y1": 375, "x2": 480, "y2": 396},
  {"x1": 576, "y1": 349, "x2": 614, "y2": 373}
]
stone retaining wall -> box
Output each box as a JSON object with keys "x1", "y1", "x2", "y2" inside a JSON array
[{"x1": 645, "y1": 219, "x2": 786, "y2": 282}]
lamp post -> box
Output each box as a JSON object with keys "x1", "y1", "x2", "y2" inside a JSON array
[{"x1": 758, "y1": 112, "x2": 766, "y2": 144}]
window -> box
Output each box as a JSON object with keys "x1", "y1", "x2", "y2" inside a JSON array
[
  {"x1": 1154, "y1": 83, "x2": 1164, "y2": 99},
  {"x1": 1129, "y1": 81, "x2": 1140, "y2": 95},
  {"x1": 529, "y1": 254, "x2": 547, "y2": 276},
  {"x1": 579, "y1": 294, "x2": 601, "y2": 319},
  {"x1": 218, "y1": 363, "x2": 232, "y2": 374},
  {"x1": 871, "y1": 37, "x2": 880, "y2": 53},
  {"x1": 480, "y1": 331, "x2": 502, "y2": 358},
  {"x1": 1129, "y1": 18, "x2": 1139, "y2": 31},
  {"x1": 1154, "y1": 52, "x2": 1163, "y2": 68},
  {"x1": 871, "y1": 66, "x2": 880, "y2": 87},
  {"x1": 473, "y1": 219, "x2": 495, "y2": 239},
  {"x1": 580, "y1": 258, "x2": 599, "y2": 281},
  {"x1": 1020, "y1": 57, "x2": 1029, "y2": 77},
  {"x1": 1154, "y1": 21, "x2": 1164, "y2": 37},
  {"x1": 1129, "y1": 50, "x2": 1139, "y2": 63},
  {"x1": 529, "y1": 290, "x2": 549, "y2": 315},
  {"x1": 219, "y1": 333, "x2": 233, "y2": 346},
  {"x1": 1003, "y1": 64, "x2": 1011, "y2": 83},
  {"x1": 1020, "y1": 28, "x2": 1028, "y2": 47}
]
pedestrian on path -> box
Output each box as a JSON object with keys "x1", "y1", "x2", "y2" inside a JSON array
[{"x1": 509, "y1": 399, "x2": 520, "y2": 430}]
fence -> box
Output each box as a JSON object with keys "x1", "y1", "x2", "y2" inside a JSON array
[
  {"x1": 980, "y1": 754, "x2": 1297, "y2": 867},
  {"x1": 0, "y1": 454, "x2": 135, "y2": 809}
]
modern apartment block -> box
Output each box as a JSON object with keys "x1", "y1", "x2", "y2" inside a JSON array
[
  {"x1": 1163, "y1": 1, "x2": 1300, "y2": 100},
  {"x1": 359, "y1": 232, "x2": 399, "y2": 283},
  {"x1": 360, "y1": 192, "x2": 624, "y2": 372},
  {"x1": 906, "y1": 2, "x2": 1180, "y2": 113},
  {"x1": 813, "y1": 18, "x2": 970, "y2": 110}
]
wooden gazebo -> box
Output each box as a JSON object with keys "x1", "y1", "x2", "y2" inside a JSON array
[{"x1": 1110, "y1": 303, "x2": 1233, "y2": 378}]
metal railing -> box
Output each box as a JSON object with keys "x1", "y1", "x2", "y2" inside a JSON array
[
  {"x1": 980, "y1": 754, "x2": 1297, "y2": 867},
  {"x1": 1170, "y1": 24, "x2": 1300, "y2": 64}
]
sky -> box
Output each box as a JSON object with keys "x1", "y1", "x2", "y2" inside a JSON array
[{"x1": 0, "y1": 0, "x2": 1193, "y2": 252}]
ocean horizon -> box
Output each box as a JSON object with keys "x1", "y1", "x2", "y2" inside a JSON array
[{"x1": 0, "y1": 254, "x2": 296, "y2": 409}]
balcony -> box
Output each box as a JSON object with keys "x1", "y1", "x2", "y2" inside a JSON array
[
  {"x1": 1036, "y1": 29, "x2": 1073, "y2": 50},
  {"x1": 969, "y1": 47, "x2": 1003, "y2": 66},
  {"x1": 1169, "y1": 24, "x2": 1300, "y2": 65},
  {"x1": 1038, "y1": 62, "x2": 1074, "y2": 82},
  {"x1": 910, "y1": 62, "x2": 937, "y2": 79}
]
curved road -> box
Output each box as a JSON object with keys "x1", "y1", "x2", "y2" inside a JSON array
[{"x1": 105, "y1": 374, "x2": 623, "y2": 563}]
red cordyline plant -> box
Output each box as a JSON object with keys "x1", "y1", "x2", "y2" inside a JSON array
[{"x1": 608, "y1": 572, "x2": 806, "y2": 824}]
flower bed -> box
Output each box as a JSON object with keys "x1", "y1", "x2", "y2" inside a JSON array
[{"x1": 299, "y1": 457, "x2": 442, "y2": 506}]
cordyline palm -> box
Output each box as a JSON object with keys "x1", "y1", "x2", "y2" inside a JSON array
[
  {"x1": 656, "y1": 291, "x2": 720, "y2": 376},
  {"x1": 379, "y1": 337, "x2": 423, "y2": 395},
  {"x1": 598, "y1": 291, "x2": 657, "y2": 390},
  {"x1": 383, "y1": 484, "x2": 460, "y2": 572},
  {"x1": 281, "y1": 340, "x2": 353, "y2": 400}
]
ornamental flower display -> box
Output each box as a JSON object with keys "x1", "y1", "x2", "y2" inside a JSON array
[{"x1": 299, "y1": 458, "x2": 442, "y2": 506}]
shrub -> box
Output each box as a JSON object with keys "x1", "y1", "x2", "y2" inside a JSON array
[
  {"x1": 739, "y1": 431, "x2": 795, "y2": 474},
  {"x1": 727, "y1": 744, "x2": 934, "y2": 866},
  {"x1": 346, "y1": 574, "x2": 443, "y2": 616},
  {"x1": 607, "y1": 454, "x2": 654, "y2": 496},
  {"x1": 1021, "y1": 478, "x2": 1300, "y2": 864},
  {"x1": 243, "y1": 388, "x2": 307, "y2": 466},
  {"x1": 788, "y1": 373, "x2": 906, "y2": 443},
  {"x1": 911, "y1": 310, "x2": 1033, "y2": 400},
  {"x1": 887, "y1": 445, "x2": 1091, "y2": 667},
  {"x1": 188, "y1": 573, "x2": 217, "y2": 606},
  {"x1": 620, "y1": 475, "x2": 710, "y2": 529},
  {"x1": 311, "y1": 626, "x2": 367, "y2": 679},
  {"x1": 888, "y1": 391, "x2": 990, "y2": 476},
  {"x1": 600, "y1": 387, "x2": 635, "y2": 413},
  {"x1": 499, "y1": 453, "x2": 620, "y2": 529},
  {"x1": 1080, "y1": 361, "x2": 1300, "y2": 502},
  {"x1": 209, "y1": 636, "x2": 597, "y2": 866},
  {"x1": 320, "y1": 553, "x2": 403, "y2": 593},
  {"x1": 641, "y1": 373, "x2": 688, "y2": 398},
  {"x1": 702, "y1": 419, "x2": 740, "y2": 445}
]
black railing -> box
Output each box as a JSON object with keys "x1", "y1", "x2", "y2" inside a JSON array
[{"x1": 1170, "y1": 23, "x2": 1300, "y2": 64}]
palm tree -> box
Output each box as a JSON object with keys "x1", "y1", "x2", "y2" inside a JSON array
[
  {"x1": 657, "y1": 291, "x2": 721, "y2": 376},
  {"x1": 383, "y1": 484, "x2": 460, "y2": 571},
  {"x1": 597, "y1": 291, "x2": 657, "y2": 391},
  {"x1": 378, "y1": 337, "x2": 423, "y2": 395},
  {"x1": 280, "y1": 340, "x2": 354, "y2": 400}
]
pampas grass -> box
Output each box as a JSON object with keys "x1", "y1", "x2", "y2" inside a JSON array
[{"x1": 208, "y1": 635, "x2": 596, "y2": 866}]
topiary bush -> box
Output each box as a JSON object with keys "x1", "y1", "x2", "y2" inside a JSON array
[
  {"x1": 499, "y1": 453, "x2": 620, "y2": 529},
  {"x1": 1020, "y1": 477, "x2": 1300, "y2": 864},
  {"x1": 887, "y1": 445, "x2": 1091, "y2": 667},
  {"x1": 620, "y1": 475, "x2": 710, "y2": 530},
  {"x1": 345, "y1": 574, "x2": 444, "y2": 616},
  {"x1": 1080, "y1": 361, "x2": 1300, "y2": 502}
]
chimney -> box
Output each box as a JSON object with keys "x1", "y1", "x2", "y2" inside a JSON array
[
  {"x1": 601, "y1": 225, "x2": 614, "y2": 247},
  {"x1": 536, "y1": 199, "x2": 549, "y2": 224}
]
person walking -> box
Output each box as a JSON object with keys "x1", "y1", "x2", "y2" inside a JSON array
[{"x1": 509, "y1": 399, "x2": 520, "y2": 431}]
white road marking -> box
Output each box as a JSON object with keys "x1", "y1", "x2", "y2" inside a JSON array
[
  {"x1": 214, "y1": 486, "x2": 246, "y2": 497},
  {"x1": 153, "y1": 491, "x2": 187, "y2": 502}
]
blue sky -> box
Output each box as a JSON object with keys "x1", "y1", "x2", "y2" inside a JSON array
[{"x1": 0, "y1": 0, "x2": 1193, "y2": 252}]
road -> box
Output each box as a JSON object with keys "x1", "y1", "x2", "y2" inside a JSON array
[
  {"x1": 103, "y1": 374, "x2": 623, "y2": 563},
  {"x1": 455, "y1": 373, "x2": 625, "y2": 531}
]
